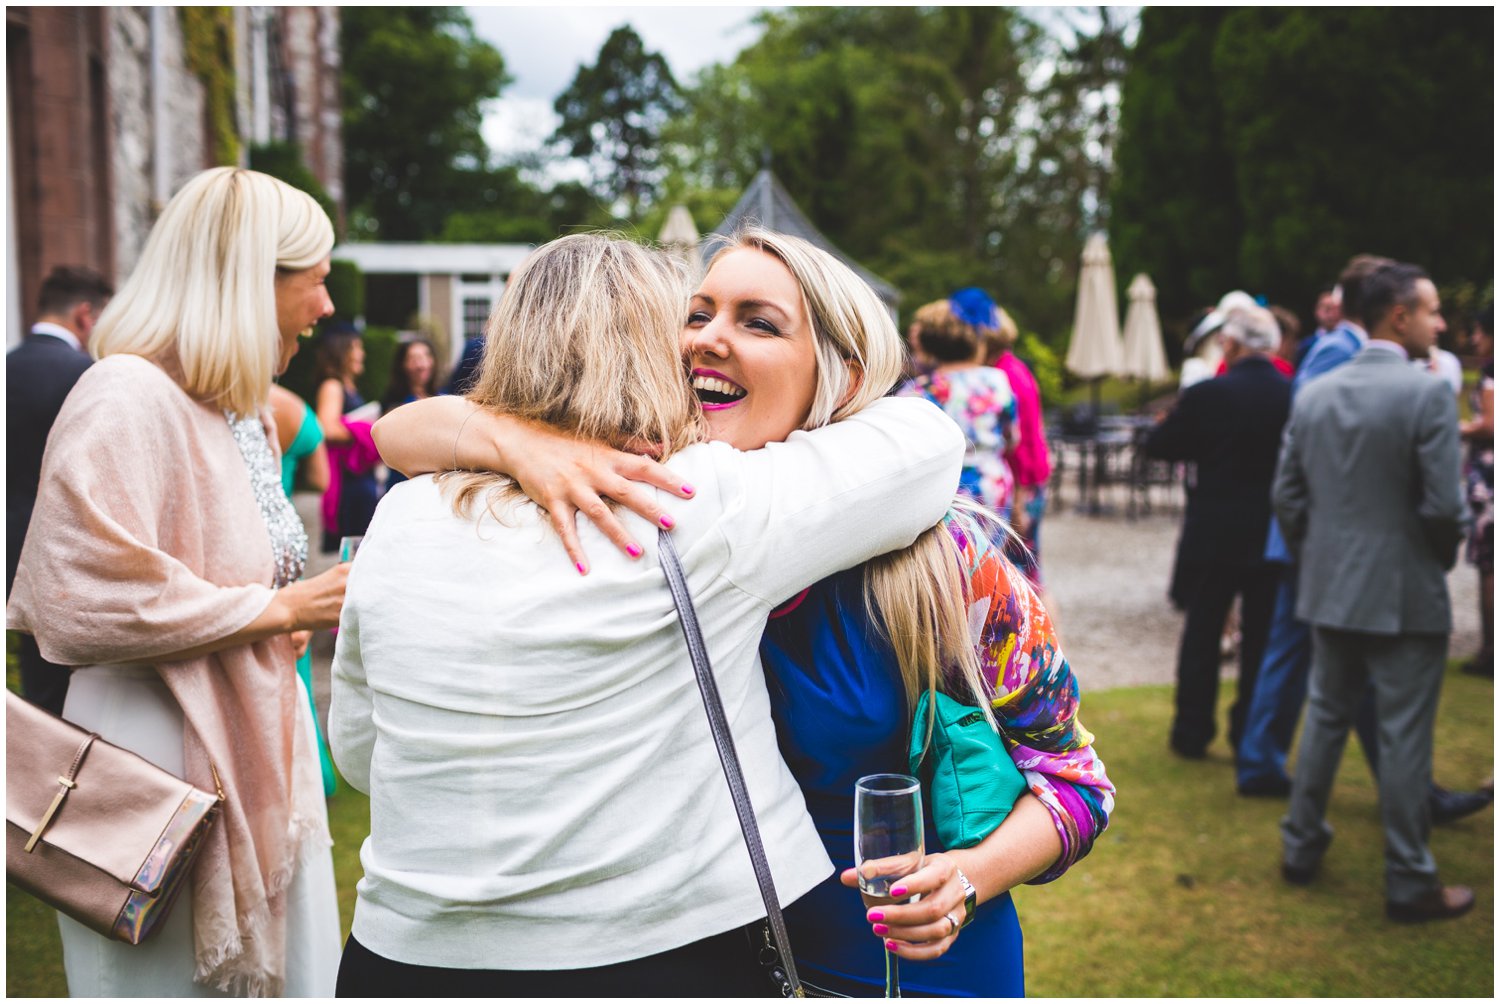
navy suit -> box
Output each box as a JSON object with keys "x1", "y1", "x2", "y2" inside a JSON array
[
  {"x1": 1144, "y1": 355, "x2": 1292, "y2": 756},
  {"x1": 7, "y1": 329, "x2": 93, "y2": 714}
]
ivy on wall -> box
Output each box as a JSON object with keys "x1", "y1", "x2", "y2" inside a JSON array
[{"x1": 180, "y1": 6, "x2": 239, "y2": 166}]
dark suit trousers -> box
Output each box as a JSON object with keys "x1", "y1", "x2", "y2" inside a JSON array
[
  {"x1": 7, "y1": 521, "x2": 70, "y2": 717},
  {"x1": 1171, "y1": 559, "x2": 1278, "y2": 756}
]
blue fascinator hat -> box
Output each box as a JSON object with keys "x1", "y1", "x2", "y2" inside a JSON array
[{"x1": 949, "y1": 287, "x2": 1001, "y2": 332}]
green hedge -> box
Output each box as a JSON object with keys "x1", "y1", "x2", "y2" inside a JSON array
[
  {"x1": 248, "y1": 142, "x2": 339, "y2": 236},
  {"x1": 327, "y1": 260, "x2": 365, "y2": 322},
  {"x1": 1016, "y1": 330, "x2": 1064, "y2": 406},
  {"x1": 278, "y1": 325, "x2": 398, "y2": 408},
  {"x1": 356, "y1": 326, "x2": 399, "y2": 404}
]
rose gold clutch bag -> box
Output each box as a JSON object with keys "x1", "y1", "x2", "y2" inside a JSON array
[{"x1": 5, "y1": 691, "x2": 222, "y2": 944}]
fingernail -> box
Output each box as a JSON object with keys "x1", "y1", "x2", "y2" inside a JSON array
[
  {"x1": 867, "y1": 910, "x2": 884, "y2": 922},
  {"x1": 891, "y1": 886, "x2": 907, "y2": 898},
  {"x1": 576, "y1": 562, "x2": 587, "y2": 576},
  {"x1": 681, "y1": 483, "x2": 695, "y2": 496},
  {"x1": 626, "y1": 544, "x2": 643, "y2": 558},
  {"x1": 886, "y1": 940, "x2": 899, "y2": 952},
  {"x1": 873, "y1": 923, "x2": 889, "y2": 935},
  {"x1": 659, "y1": 514, "x2": 675, "y2": 529}
]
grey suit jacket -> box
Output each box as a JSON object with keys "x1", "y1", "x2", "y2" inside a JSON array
[{"x1": 1272, "y1": 346, "x2": 1467, "y2": 635}]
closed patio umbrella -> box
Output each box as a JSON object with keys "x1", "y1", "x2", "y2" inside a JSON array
[
  {"x1": 658, "y1": 205, "x2": 701, "y2": 281},
  {"x1": 1066, "y1": 232, "x2": 1125, "y2": 410},
  {"x1": 1064, "y1": 234, "x2": 1126, "y2": 514},
  {"x1": 1120, "y1": 273, "x2": 1170, "y2": 390}
]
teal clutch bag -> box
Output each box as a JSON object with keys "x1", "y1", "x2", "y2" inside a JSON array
[{"x1": 908, "y1": 689, "x2": 1028, "y2": 849}]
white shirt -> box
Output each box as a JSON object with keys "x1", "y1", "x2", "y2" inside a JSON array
[
  {"x1": 330, "y1": 397, "x2": 964, "y2": 970},
  {"x1": 1365, "y1": 338, "x2": 1409, "y2": 360},
  {"x1": 1412, "y1": 346, "x2": 1463, "y2": 395},
  {"x1": 30, "y1": 322, "x2": 83, "y2": 352}
]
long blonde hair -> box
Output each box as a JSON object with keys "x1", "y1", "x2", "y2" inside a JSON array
[
  {"x1": 715, "y1": 229, "x2": 996, "y2": 732},
  {"x1": 441, "y1": 233, "x2": 706, "y2": 518},
  {"x1": 90, "y1": 167, "x2": 333, "y2": 417}
]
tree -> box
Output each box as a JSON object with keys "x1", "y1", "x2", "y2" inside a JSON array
[
  {"x1": 1110, "y1": 8, "x2": 1240, "y2": 326},
  {"x1": 437, "y1": 178, "x2": 614, "y2": 244},
  {"x1": 1112, "y1": 8, "x2": 1493, "y2": 334},
  {"x1": 341, "y1": 7, "x2": 509, "y2": 240},
  {"x1": 662, "y1": 7, "x2": 1118, "y2": 344},
  {"x1": 552, "y1": 26, "x2": 681, "y2": 219}
]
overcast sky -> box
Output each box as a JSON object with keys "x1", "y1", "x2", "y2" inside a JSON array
[
  {"x1": 468, "y1": 5, "x2": 775, "y2": 166},
  {"x1": 466, "y1": 5, "x2": 1138, "y2": 177}
]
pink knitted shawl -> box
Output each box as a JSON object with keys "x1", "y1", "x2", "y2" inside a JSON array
[{"x1": 7, "y1": 355, "x2": 328, "y2": 995}]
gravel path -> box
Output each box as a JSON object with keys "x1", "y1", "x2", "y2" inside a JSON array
[
  {"x1": 299, "y1": 488, "x2": 1484, "y2": 720},
  {"x1": 1043, "y1": 499, "x2": 1483, "y2": 692}
]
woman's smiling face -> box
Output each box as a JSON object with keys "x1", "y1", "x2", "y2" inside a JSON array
[{"x1": 682, "y1": 247, "x2": 819, "y2": 451}]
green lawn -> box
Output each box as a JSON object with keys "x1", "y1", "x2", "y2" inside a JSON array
[
  {"x1": 7, "y1": 666, "x2": 1493, "y2": 997},
  {"x1": 1014, "y1": 664, "x2": 1494, "y2": 997}
]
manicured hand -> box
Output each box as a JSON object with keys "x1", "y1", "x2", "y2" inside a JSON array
[
  {"x1": 501, "y1": 418, "x2": 695, "y2": 574},
  {"x1": 840, "y1": 853, "x2": 969, "y2": 960}
]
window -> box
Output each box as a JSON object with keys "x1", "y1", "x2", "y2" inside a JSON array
[{"x1": 462, "y1": 297, "x2": 491, "y2": 340}]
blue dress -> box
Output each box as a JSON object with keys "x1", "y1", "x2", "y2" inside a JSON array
[{"x1": 760, "y1": 568, "x2": 1025, "y2": 998}]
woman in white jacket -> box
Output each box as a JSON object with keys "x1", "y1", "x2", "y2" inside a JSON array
[{"x1": 330, "y1": 232, "x2": 962, "y2": 995}]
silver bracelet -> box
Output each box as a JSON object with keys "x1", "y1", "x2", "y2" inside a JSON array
[{"x1": 453, "y1": 407, "x2": 480, "y2": 471}]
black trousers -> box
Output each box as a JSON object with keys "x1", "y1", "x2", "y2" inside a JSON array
[
  {"x1": 336, "y1": 926, "x2": 772, "y2": 998},
  {"x1": 1171, "y1": 559, "x2": 1278, "y2": 757},
  {"x1": 16, "y1": 629, "x2": 70, "y2": 716}
]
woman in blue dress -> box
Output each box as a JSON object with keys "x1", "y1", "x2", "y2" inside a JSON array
[{"x1": 373, "y1": 230, "x2": 1114, "y2": 996}]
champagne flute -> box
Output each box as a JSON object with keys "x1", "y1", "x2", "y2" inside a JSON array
[
  {"x1": 854, "y1": 773, "x2": 924, "y2": 999},
  {"x1": 338, "y1": 535, "x2": 364, "y2": 563}
]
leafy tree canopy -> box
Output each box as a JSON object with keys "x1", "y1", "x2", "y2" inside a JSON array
[
  {"x1": 553, "y1": 26, "x2": 681, "y2": 219},
  {"x1": 341, "y1": 7, "x2": 510, "y2": 240},
  {"x1": 1112, "y1": 7, "x2": 1493, "y2": 335},
  {"x1": 664, "y1": 6, "x2": 1127, "y2": 346}
]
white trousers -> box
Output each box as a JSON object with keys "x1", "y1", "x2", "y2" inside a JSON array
[{"x1": 56, "y1": 665, "x2": 341, "y2": 997}]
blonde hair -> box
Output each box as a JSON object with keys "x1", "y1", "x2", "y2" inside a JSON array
[
  {"x1": 715, "y1": 229, "x2": 995, "y2": 731},
  {"x1": 90, "y1": 167, "x2": 333, "y2": 417},
  {"x1": 441, "y1": 233, "x2": 706, "y2": 518},
  {"x1": 982, "y1": 306, "x2": 1020, "y2": 365},
  {"x1": 911, "y1": 299, "x2": 982, "y2": 363}
]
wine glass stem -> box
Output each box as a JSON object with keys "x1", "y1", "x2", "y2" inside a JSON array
[{"x1": 885, "y1": 947, "x2": 901, "y2": 998}]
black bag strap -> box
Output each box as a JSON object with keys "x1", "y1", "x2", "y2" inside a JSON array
[{"x1": 657, "y1": 529, "x2": 804, "y2": 997}]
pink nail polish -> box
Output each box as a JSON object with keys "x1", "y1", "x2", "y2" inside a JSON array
[
  {"x1": 873, "y1": 923, "x2": 889, "y2": 935},
  {"x1": 867, "y1": 910, "x2": 884, "y2": 923},
  {"x1": 890, "y1": 886, "x2": 907, "y2": 898},
  {"x1": 576, "y1": 562, "x2": 587, "y2": 576},
  {"x1": 626, "y1": 544, "x2": 643, "y2": 558},
  {"x1": 681, "y1": 483, "x2": 695, "y2": 496},
  {"x1": 659, "y1": 514, "x2": 675, "y2": 529},
  {"x1": 886, "y1": 940, "x2": 899, "y2": 952}
]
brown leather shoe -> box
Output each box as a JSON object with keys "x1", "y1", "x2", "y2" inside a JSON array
[{"x1": 1386, "y1": 885, "x2": 1476, "y2": 923}]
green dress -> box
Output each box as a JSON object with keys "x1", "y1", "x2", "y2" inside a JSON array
[{"x1": 281, "y1": 401, "x2": 338, "y2": 796}]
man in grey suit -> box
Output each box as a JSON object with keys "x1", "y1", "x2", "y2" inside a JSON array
[{"x1": 1274, "y1": 261, "x2": 1474, "y2": 922}]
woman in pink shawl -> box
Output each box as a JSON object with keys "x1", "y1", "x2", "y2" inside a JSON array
[{"x1": 7, "y1": 167, "x2": 348, "y2": 997}]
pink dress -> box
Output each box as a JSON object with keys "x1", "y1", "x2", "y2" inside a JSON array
[{"x1": 994, "y1": 351, "x2": 1051, "y2": 488}]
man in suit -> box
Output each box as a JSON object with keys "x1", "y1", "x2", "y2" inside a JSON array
[
  {"x1": 1275, "y1": 261, "x2": 1474, "y2": 922},
  {"x1": 1238, "y1": 257, "x2": 1490, "y2": 821},
  {"x1": 1238, "y1": 256, "x2": 1387, "y2": 796},
  {"x1": 7, "y1": 265, "x2": 113, "y2": 715},
  {"x1": 1144, "y1": 304, "x2": 1292, "y2": 760}
]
